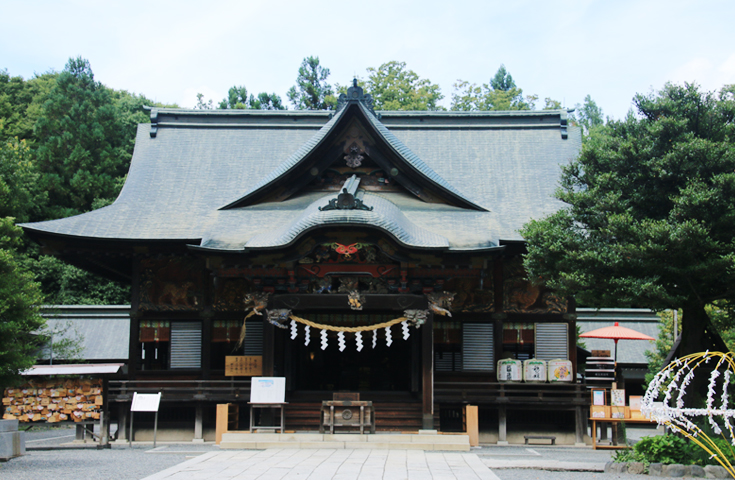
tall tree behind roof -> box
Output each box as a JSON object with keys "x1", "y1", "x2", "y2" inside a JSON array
[
  {"x1": 287, "y1": 56, "x2": 337, "y2": 110},
  {"x1": 573, "y1": 94, "x2": 606, "y2": 135},
  {"x1": 33, "y1": 57, "x2": 130, "y2": 219},
  {"x1": 451, "y1": 64, "x2": 538, "y2": 111},
  {"x1": 363, "y1": 61, "x2": 444, "y2": 111},
  {"x1": 218, "y1": 86, "x2": 285, "y2": 110}
]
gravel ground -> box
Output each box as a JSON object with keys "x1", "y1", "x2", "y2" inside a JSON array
[{"x1": 0, "y1": 426, "x2": 217, "y2": 480}]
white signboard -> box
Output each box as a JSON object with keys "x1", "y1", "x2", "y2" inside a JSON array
[
  {"x1": 131, "y1": 392, "x2": 162, "y2": 412},
  {"x1": 250, "y1": 377, "x2": 286, "y2": 404}
]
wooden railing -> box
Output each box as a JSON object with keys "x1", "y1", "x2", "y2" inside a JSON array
[
  {"x1": 108, "y1": 380, "x2": 251, "y2": 403},
  {"x1": 435, "y1": 379, "x2": 588, "y2": 408}
]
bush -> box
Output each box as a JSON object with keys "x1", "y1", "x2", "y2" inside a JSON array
[
  {"x1": 690, "y1": 436, "x2": 735, "y2": 467},
  {"x1": 633, "y1": 435, "x2": 693, "y2": 465}
]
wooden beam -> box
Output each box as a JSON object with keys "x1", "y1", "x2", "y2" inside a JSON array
[
  {"x1": 262, "y1": 320, "x2": 274, "y2": 376},
  {"x1": 422, "y1": 312, "x2": 434, "y2": 429}
]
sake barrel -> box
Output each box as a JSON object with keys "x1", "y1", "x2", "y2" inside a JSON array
[
  {"x1": 547, "y1": 359, "x2": 573, "y2": 382},
  {"x1": 496, "y1": 359, "x2": 522, "y2": 382},
  {"x1": 523, "y1": 359, "x2": 547, "y2": 382}
]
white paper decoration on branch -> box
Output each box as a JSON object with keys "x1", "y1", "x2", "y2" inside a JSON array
[
  {"x1": 320, "y1": 329, "x2": 328, "y2": 350},
  {"x1": 338, "y1": 331, "x2": 346, "y2": 352},
  {"x1": 401, "y1": 320, "x2": 410, "y2": 340},
  {"x1": 385, "y1": 326, "x2": 393, "y2": 347},
  {"x1": 290, "y1": 319, "x2": 298, "y2": 340},
  {"x1": 372, "y1": 330, "x2": 377, "y2": 349},
  {"x1": 355, "y1": 331, "x2": 363, "y2": 352},
  {"x1": 304, "y1": 325, "x2": 310, "y2": 346}
]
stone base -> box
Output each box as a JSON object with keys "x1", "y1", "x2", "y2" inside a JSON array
[
  {"x1": 0, "y1": 420, "x2": 25, "y2": 461},
  {"x1": 220, "y1": 432, "x2": 470, "y2": 451}
]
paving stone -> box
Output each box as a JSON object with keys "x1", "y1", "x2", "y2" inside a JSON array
[{"x1": 627, "y1": 462, "x2": 645, "y2": 474}]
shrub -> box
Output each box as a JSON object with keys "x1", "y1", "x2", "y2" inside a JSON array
[{"x1": 633, "y1": 435, "x2": 693, "y2": 465}]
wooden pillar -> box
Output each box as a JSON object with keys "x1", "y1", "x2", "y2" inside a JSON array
[
  {"x1": 194, "y1": 403, "x2": 203, "y2": 442},
  {"x1": 201, "y1": 314, "x2": 212, "y2": 380},
  {"x1": 263, "y1": 319, "x2": 275, "y2": 377},
  {"x1": 498, "y1": 405, "x2": 508, "y2": 444},
  {"x1": 421, "y1": 312, "x2": 434, "y2": 430},
  {"x1": 129, "y1": 257, "x2": 141, "y2": 380}
]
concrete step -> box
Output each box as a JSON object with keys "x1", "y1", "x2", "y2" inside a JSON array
[{"x1": 219, "y1": 432, "x2": 470, "y2": 451}]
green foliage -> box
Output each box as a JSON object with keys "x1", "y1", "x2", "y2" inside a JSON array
[
  {"x1": 571, "y1": 94, "x2": 605, "y2": 135},
  {"x1": 0, "y1": 218, "x2": 46, "y2": 388},
  {"x1": 0, "y1": 69, "x2": 58, "y2": 142},
  {"x1": 287, "y1": 56, "x2": 336, "y2": 110},
  {"x1": 521, "y1": 82, "x2": 735, "y2": 354},
  {"x1": 690, "y1": 436, "x2": 735, "y2": 466},
  {"x1": 644, "y1": 309, "x2": 682, "y2": 387},
  {"x1": 218, "y1": 86, "x2": 285, "y2": 110},
  {"x1": 34, "y1": 57, "x2": 131, "y2": 218},
  {"x1": 356, "y1": 61, "x2": 444, "y2": 111},
  {"x1": 451, "y1": 64, "x2": 537, "y2": 111},
  {"x1": 195, "y1": 93, "x2": 214, "y2": 110},
  {"x1": 0, "y1": 137, "x2": 47, "y2": 222},
  {"x1": 633, "y1": 435, "x2": 694, "y2": 465}
]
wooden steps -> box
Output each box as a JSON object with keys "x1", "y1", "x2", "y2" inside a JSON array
[{"x1": 283, "y1": 402, "x2": 422, "y2": 432}]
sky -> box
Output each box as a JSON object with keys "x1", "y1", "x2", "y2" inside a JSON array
[{"x1": 2, "y1": 0, "x2": 733, "y2": 120}]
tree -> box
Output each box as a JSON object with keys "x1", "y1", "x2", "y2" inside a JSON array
[
  {"x1": 34, "y1": 57, "x2": 131, "y2": 219},
  {"x1": 521, "y1": 82, "x2": 735, "y2": 358},
  {"x1": 287, "y1": 56, "x2": 336, "y2": 110},
  {"x1": 0, "y1": 137, "x2": 47, "y2": 222},
  {"x1": 358, "y1": 61, "x2": 444, "y2": 111},
  {"x1": 451, "y1": 64, "x2": 536, "y2": 111},
  {"x1": 194, "y1": 93, "x2": 214, "y2": 110},
  {"x1": 0, "y1": 218, "x2": 45, "y2": 388},
  {"x1": 573, "y1": 94, "x2": 605, "y2": 134},
  {"x1": 218, "y1": 86, "x2": 285, "y2": 110}
]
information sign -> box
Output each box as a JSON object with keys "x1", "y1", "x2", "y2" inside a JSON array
[
  {"x1": 250, "y1": 377, "x2": 285, "y2": 404},
  {"x1": 225, "y1": 356, "x2": 262, "y2": 376},
  {"x1": 131, "y1": 392, "x2": 161, "y2": 412}
]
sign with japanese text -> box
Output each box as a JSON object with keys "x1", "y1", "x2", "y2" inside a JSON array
[{"x1": 225, "y1": 356, "x2": 263, "y2": 377}]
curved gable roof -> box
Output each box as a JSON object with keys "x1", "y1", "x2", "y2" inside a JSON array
[{"x1": 221, "y1": 85, "x2": 486, "y2": 212}]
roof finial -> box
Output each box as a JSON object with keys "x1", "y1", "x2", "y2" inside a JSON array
[{"x1": 353, "y1": 78, "x2": 358, "y2": 88}]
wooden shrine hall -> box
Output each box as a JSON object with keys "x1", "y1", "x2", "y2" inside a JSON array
[{"x1": 21, "y1": 82, "x2": 586, "y2": 443}]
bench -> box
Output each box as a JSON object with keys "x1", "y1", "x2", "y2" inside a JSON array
[{"x1": 524, "y1": 435, "x2": 556, "y2": 445}]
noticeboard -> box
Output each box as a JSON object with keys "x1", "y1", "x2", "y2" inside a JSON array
[
  {"x1": 131, "y1": 392, "x2": 162, "y2": 412},
  {"x1": 225, "y1": 356, "x2": 262, "y2": 376},
  {"x1": 249, "y1": 377, "x2": 285, "y2": 404}
]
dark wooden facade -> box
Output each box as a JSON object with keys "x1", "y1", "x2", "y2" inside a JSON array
[{"x1": 23, "y1": 83, "x2": 585, "y2": 440}]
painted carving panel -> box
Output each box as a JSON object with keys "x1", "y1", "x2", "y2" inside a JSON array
[{"x1": 503, "y1": 257, "x2": 566, "y2": 314}]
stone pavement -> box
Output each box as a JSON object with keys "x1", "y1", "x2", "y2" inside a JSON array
[{"x1": 141, "y1": 448, "x2": 502, "y2": 480}]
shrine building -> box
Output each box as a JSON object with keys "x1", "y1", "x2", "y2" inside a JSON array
[{"x1": 22, "y1": 83, "x2": 586, "y2": 443}]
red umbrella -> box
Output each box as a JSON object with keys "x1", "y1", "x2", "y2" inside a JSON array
[{"x1": 580, "y1": 322, "x2": 655, "y2": 366}]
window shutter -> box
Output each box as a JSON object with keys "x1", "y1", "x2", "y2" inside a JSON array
[
  {"x1": 243, "y1": 320, "x2": 264, "y2": 355},
  {"x1": 535, "y1": 323, "x2": 569, "y2": 360},
  {"x1": 170, "y1": 322, "x2": 202, "y2": 369},
  {"x1": 462, "y1": 323, "x2": 494, "y2": 371}
]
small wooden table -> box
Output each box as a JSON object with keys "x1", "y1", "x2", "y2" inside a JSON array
[
  {"x1": 590, "y1": 417, "x2": 657, "y2": 449},
  {"x1": 249, "y1": 402, "x2": 287, "y2": 433},
  {"x1": 320, "y1": 400, "x2": 375, "y2": 434}
]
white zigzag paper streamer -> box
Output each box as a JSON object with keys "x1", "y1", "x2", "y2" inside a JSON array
[
  {"x1": 355, "y1": 332, "x2": 363, "y2": 352},
  {"x1": 290, "y1": 319, "x2": 298, "y2": 340},
  {"x1": 372, "y1": 329, "x2": 377, "y2": 349},
  {"x1": 320, "y1": 329, "x2": 328, "y2": 350},
  {"x1": 304, "y1": 325, "x2": 311, "y2": 346},
  {"x1": 401, "y1": 321, "x2": 410, "y2": 340},
  {"x1": 338, "y1": 331, "x2": 346, "y2": 352},
  {"x1": 385, "y1": 326, "x2": 393, "y2": 347}
]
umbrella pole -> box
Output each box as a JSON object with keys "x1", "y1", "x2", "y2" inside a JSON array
[{"x1": 614, "y1": 339, "x2": 619, "y2": 384}]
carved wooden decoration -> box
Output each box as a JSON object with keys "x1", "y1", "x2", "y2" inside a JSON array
[
  {"x1": 214, "y1": 278, "x2": 253, "y2": 311},
  {"x1": 139, "y1": 257, "x2": 204, "y2": 311},
  {"x1": 443, "y1": 277, "x2": 494, "y2": 313},
  {"x1": 503, "y1": 257, "x2": 567, "y2": 314}
]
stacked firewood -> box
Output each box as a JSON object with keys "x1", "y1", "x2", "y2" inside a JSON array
[{"x1": 2, "y1": 379, "x2": 103, "y2": 423}]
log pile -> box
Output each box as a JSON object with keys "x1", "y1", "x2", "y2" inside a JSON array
[{"x1": 2, "y1": 379, "x2": 103, "y2": 423}]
